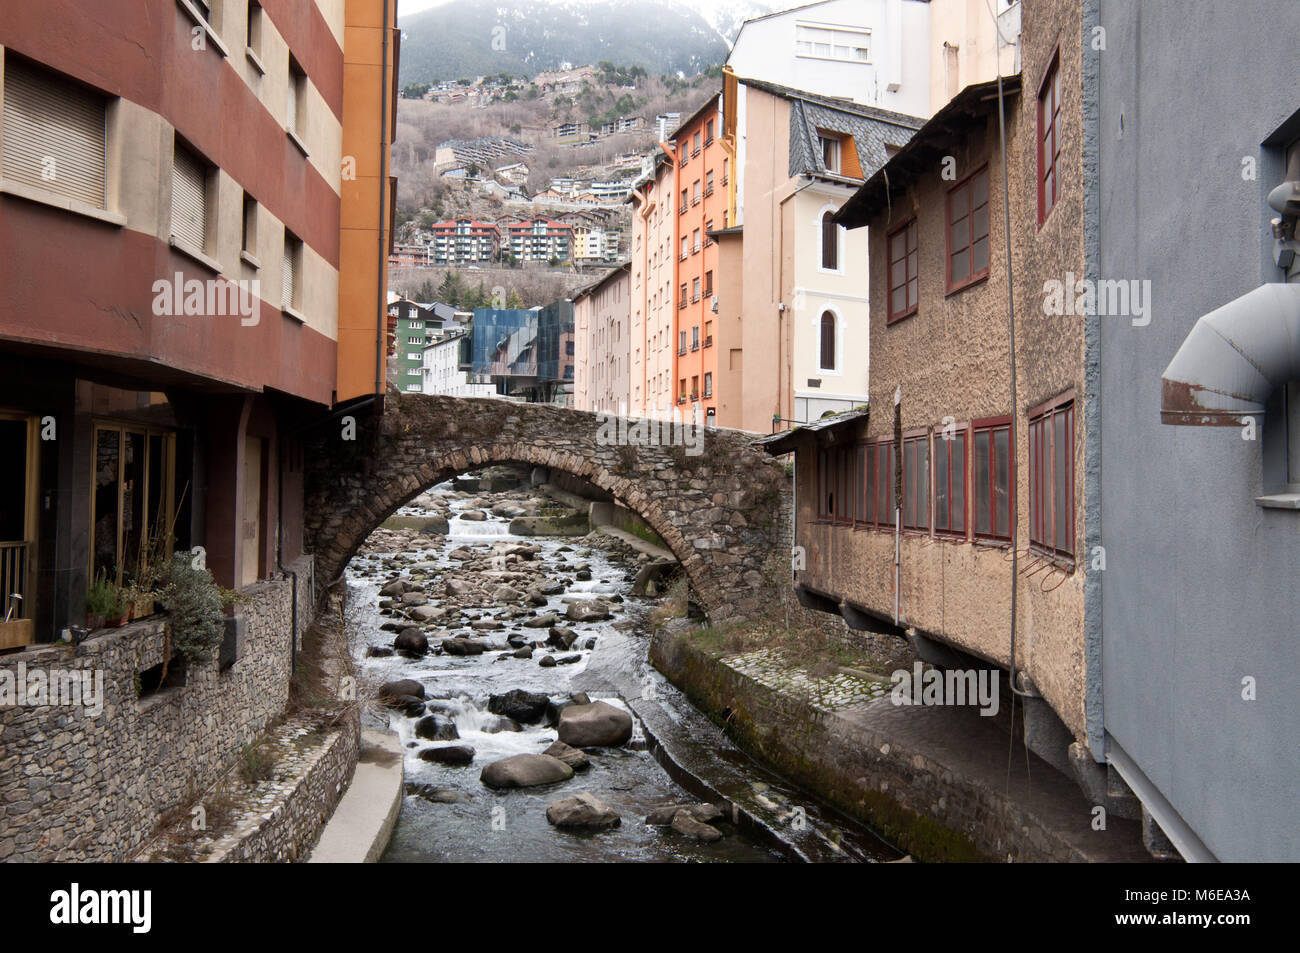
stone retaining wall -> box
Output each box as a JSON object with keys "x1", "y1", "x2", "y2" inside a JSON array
[{"x1": 0, "y1": 557, "x2": 315, "y2": 862}]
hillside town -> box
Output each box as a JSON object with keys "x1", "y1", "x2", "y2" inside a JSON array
[{"x1": 0, "y1": 0, "x2": 1295, "y2": 913}]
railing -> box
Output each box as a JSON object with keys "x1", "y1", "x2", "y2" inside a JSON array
[
  {"x1": 0, "y1": 541, "x2": 29, "y2": 620},
  {"x1": 703, "y1": 335, "x2": 713, "y2": 347}
]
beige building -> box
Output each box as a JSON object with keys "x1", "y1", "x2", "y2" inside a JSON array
[
  {"x1": 573, "y1": 263, "x2": 632, "y2": 413},
  {"x1": 628, "y1": 151, "x2": 678, "y2": 419}
]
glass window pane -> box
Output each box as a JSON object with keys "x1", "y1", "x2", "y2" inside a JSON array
[
  {"x1": 951, "y1": 251, "x2": 969, "y2": 283},
  {"x1": 953, "y1": 433, "x2": 965, "y2": 531},
  {"x1": 903, "y1": 441, "x2": 916, "y2": 526},
  {"x1": 973, "y1": 170, "x2": 989, "y2": 206},
  {"x1": 1055, "y1": 410, "x2": 1070, "y2": 551},
  {"x1": 950, "y1": 220, "x2": 968, "y2": 250},
  {"x1": 974, "y1": 431, "x2": 990, "y2": 535},
  {"x1": 891, "y1": 287, "x2": 906, "y2": 315},
  {"x1": 973, "y1": 205, "x2": 989, "y2": 241},
  {"x1": 919, "y1": 441, "x2": 930, "y2": 529},
  {"x1": 950, "y1": 186, "x2": 968, "y2": 219},
  {"x1": 908, "y1": 278, "x2": 918, "y2": 309},
  {"x1": 934, "y1": 440, "x2": 948, "y2": 531},
  {"x1": 972, "y1": 237, "x2": 989, "y2": 274},
  {"x1": 994, "y1": 427, "x2": 1010, "y2": 537},
  {"x1": 0, "y1": 419, "x2": 28, "y2": 542},
  {"x1": 93, "y1": 429, "x2": 121, "y2": 584}
]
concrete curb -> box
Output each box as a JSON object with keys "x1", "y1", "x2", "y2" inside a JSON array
[{"x1": 308, "y1": 729, "x2": 403, "y2": 863}]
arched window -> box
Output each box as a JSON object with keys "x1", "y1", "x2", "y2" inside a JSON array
[
  {"x1": 820, "y1": 311, "x2": 836, "y2": 370},
  {"x1": 821, "y1": 211, "x2": 839, "y2": 270}
]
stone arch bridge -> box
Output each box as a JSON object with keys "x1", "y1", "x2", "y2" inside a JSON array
[{"x1": 302, "y1": 394, "x2": 790, "y2": 620}]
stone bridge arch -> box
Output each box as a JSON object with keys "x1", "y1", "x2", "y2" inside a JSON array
[{"x1": 302, "y1": 394, "x2": 790, "y2": 620}]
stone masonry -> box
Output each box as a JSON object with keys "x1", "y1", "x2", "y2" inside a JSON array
[{"x1": 303, "y1": 394, "x2": 791, "y2": 620}]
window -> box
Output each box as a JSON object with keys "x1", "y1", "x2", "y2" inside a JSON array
[
  {"x1": 887, "y1": 219, "x2": 919, "y2": 322},
  {"x1": 691, "y1": 376, "x2": 699, "y2": 399},
  {"x1": 679, "y1": 330, "x2": 687, "y2": 353},
  {"x1": 821, "y1": 211, "x2": 840, "y2": 270},
  {"x1": 282, "y1": 230, "x2": 302, "y2": 311},
  {"x1": 287, "y1": 58, "x2": 307, "y2": 138},
  {"x1": 1029, "y1": 398, "x2": 1074, "y2": 559},
  {"x1": 873, "y1": 440, "x2": 896, "y2": 525},
  {"x1": 680, "y1": 188, "x2": 688, "y2": 212},
  {"x1": 706, "y1": 170, "x2": 714, "y2": 195},
  {"x1": 691, "y1": 325, "x2": 699, "y2": 349},
  {"x1": 679, "y1": 283, "x2": 687, "y2": 308},
  {"x1": 241, "y1": 192, "x2": 258, "y2": 257},
  {"x1": 90, "y1": 425, "x2": 176, "y2": 589},
  {"x1": 692, "y1": 277, "x2": 700, "y2": 302},
  {"x1": 795, "y1": 23, "x2": 870, "y2": 63},
  {"x1": 855, "y1": 443, "x2": 874, "y2": 525},
  {"x1": 681, "y1": 236, "x2": 688, "y2": 260},
  {"x1": 705, "y1": 120, "x2": 714, "y2": 144},
  {"x1": 902, "y1": 433, "x2": 930, "y2": 532},
  {"x1": 692, "y1": 132, "x2": 700, "y2": 156},
  {"x1": 947, "y1": 166, "x2": 990, "y2": 292},
  {"x1": 819, "y1": 311, "x2": 836, "y2": 370},
  {"x1": 171, "y1": 140, "x2": 212, "y2": 252},
  {"x1": 704, "y1": 320, "x2": 713, "y2": 345},
  {"x1": 704, "y1": 372, "x2": 712, "y2": 397},
  {"x1": 693, "y1": 180, "x2": 701, "y2": 204},
  {"x1": 247, "y1": 1, "x2": 263, "y2": 57},
  {"x1": 704, "y1": 270, "x2": 713, "y2": 296},
  {"x1": 693, "y1": 228, "x2": 700, "y2": 253},
  {"x1": 934, "y1": 427, "x2": 966, "y2": 536},
  {"x1": 1, "y1": 57, "x2": 108, "y2": 209},
  {"x1": 722, "y1": 158, "x2": 729, "y2": 185},
  {"x1": 820, "y1": 135, "x2": 841, "y2": 173},
  {"x1": 972, "y1": 417, "x2": 1013, "y2": 541},
  {"x1": 1038, "y1": 50, "x2": 1062, "y2": 225},
  {"x1": 816, "y1": 446, "x2": 854, "y2": 522}
]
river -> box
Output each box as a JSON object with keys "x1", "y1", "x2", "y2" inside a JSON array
[{"x1": 346, "y1": 471, "x2": 894, "y2": 863}]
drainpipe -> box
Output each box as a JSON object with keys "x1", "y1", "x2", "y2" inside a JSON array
[
  {"x1": 277, "y1": 438, "x2": 298, "y2": 676},
  {"x1": 1160, "y1": 283, "x2": 1300, "y2": 425},
  {"x1": 375, "y1": 0, "x2": 391, "y2": 397}
]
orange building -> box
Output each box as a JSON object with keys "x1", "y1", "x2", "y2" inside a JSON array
[{"x1": 669, "y1": 95, "x2": 727, "y2": 425}]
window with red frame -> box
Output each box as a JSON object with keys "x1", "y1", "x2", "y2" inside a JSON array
[
  {"x1": 1038, "y1": 51, "x2": 1062, "y2": 224},
  {"x1": 934, "y1": 427, "x2": 966, "y2": 535},
  {"x1": 946, "y1": 167, "x2": 990, "y2": 292},
  {"x1": 972, "y1": 418, "x2": 1012, "y2": 540},
  {"x1": 870, "y1": 439, "x2": 896, "y2": 527},
  {"x1": 856, "y1": 442, "x2": 874, "y2": 525},
  {"x1": 834, "y1": 446, "x2": 853, "y2": 524},
  {"x1": 902, "y1": 433, "x2": 930, "y2": 531},
  {"x1": 887, "y1": 219, "x2": 918, "y2": 322},
  {"x1": 1029, "y1": 399, "x2": 1074, "y2": 558}
]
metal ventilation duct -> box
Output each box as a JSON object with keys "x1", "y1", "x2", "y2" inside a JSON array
[{"x1": 1160, "y1": 283, "x2": 1300, "y2": 425}]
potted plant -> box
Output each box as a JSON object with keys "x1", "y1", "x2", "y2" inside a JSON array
[
  {"x1": 107, "y1": 581, "x2": 130, "y2": 628},
  {"x1": 85, "y1": 571, "x2": 117, "y2": 631},
  {"x1": 153, "y1": 551, "x2": 240, "y2": 682}
]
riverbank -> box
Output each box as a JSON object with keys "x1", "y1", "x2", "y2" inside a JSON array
[{"x1": 650, "y1": 624, "x2": 1151, "y2": 863}]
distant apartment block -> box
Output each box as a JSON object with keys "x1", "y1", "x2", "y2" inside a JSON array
[
  {"x1": 506, "y1": 219, "x2": 574, "y2": 262},
  {"x1": 573, "y1": 263, "x2": 632, "y2": 413},
  {"x1": 428, "y1": 219, "x2": 501, "y2": 265}
]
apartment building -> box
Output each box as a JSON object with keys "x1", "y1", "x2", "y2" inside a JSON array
[
  {"x1": 505, "y1": 218, "x2": 574, "y2": 263},
  {"x1": 628, "y1": 150, "x2": 678, "y2": 419},
  {"x1": 572, "y1": 224, "x2": 620, "y2": 262},
  {"x1": 428, "y1": 219, "x2": 500, "y2": 265},
  {"x1": 0, "y1": 0, "x2": 395, "y2": 650},
  {"x1": 422, "y1": 331, "x2": 495, "y2": 399},
  {"x1": 670, "y1": 97, "x2": 727, "y2": 425},
  {"x1": 727, "y1": 0, "x2": 933, "y2": 116},
  {"x1": 723, "y1": 74, "x2": 922, "y2": 431},
  {"x1": 573, "y1": 263, "x2": 631, "y2": 413}
]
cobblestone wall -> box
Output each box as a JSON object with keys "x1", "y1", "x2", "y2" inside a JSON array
[{"x1": 0, "y1": 557, "x2": 315, "y2": 862}]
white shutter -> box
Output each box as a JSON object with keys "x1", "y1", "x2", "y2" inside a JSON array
[
  {"x1": 170, "y1": 144, "x2": 207, "y2": 250},
  {"x1": 1, "y1": 58, "x2": 106, "y2": 208}
]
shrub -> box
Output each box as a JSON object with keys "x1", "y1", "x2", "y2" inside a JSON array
[{"x1": 157, "y1": 552, "x2": 232, "y2": 668}]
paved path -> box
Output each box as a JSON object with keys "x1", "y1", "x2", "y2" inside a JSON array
[{"x1": 308, "y1": 729, "x2": 403, "y2": 863}]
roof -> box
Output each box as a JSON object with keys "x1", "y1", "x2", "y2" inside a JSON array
[
  {"x1": 667, "y1": 89, "x2": 723, "y2": 143},
  {"x1": 834, "y1": 76, "x2": 1022, "y2": 229},
  {"x1": 572, "y1": 262, "x2": 631, "y2": 302},
  {"x1": 734, "y1": 75, "x2": 925, "y2": 184},
  {"x1": 757, "y1": 407, "x2": 869, "y2": 455}
]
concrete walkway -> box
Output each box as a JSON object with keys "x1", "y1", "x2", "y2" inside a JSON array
[
  {"x1": 592, "y1": 524, "x2": 676, "y2": 562},
  {"x1": 308, "y1": 729, "x2": 403, "y2": 863}
]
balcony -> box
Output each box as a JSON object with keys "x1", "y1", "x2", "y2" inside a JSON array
[
  {"x1": 704, "y1": 186, "x2": 713, "y2": 197},
  {"x1": 680, "y1": 204, "x2": 687, "y2": 215},
  {"x1": 691, "y1": 342, "x2": 699, "y2": 352},
  {"x1": 703, "y1": 335, "x2": 713, "y2": 348}
]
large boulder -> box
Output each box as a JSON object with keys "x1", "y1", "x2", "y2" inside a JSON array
[
  {"x1": 546, "y1": 792, "x2": 620, "y2": 831},
  {"x1": 645, "y1": 803, "x2": 726, "y2": 826},
  {"x1": 419, "y1": 745, "x2": 475, "y2": 765},
  {"x1": 441, "y1": 637, "x2": 488, "y2": 656},
  {"x1": 394, "y1": 628, "x2": 429, "y2": 656},
  {"x1": 547, "y1": 626, "x2": 578, "y2": 650},
  {"x1": 480, "y1": 753, "x2": 574, "y2": 789},
  {"x1": 566, "y1": 601, "x2": 612, "y2": 623},
  {"x1": 523, "y1": 613, "x2": 558, "y2": 629},
  {"x1": 488, "y1": 689, "x2": 550, "y2": 724},
  {"x1": 542, "y1": 740, "x2": 590, "y2": 771},
  {"x1": 557, "y1": 701, "x2": 633, "y2": 748},
  {"x1": 378, "y1": 679, "x2": 425, "y2": 703},
  {"x1": 415, "y1": 715, "x2": 459, "y2": 741},
  {"x1": 670, "y1": 811, "x2": 723, "y2": 843}
]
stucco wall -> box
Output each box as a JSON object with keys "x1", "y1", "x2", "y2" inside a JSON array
[{"x1": 1095, "y1": 0, "x2": 1300, "y2": 861}]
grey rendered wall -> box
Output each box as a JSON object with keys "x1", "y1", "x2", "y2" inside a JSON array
[{"x1": 1095, "y1": 0, "x2": 1300, "y2": 861}]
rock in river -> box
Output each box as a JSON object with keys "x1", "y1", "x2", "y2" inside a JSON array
[
  {"x1": 557, "y1": 701, "x2": 633, "y2": 748},
  {"x1": 566, "y1": 601, "x2": 612, "y2": 623},
  {"x1": 393, "y1": 628, "x2": 429, "y2": 656},
  {"x1": 670, "y1": 811, "x2": 723, "y2": 843},
  {"x1": 415, "y1": 714, "x2": 459, "y2": 741},
  {"x1": 480, "y1": 753, "x2": 574, "y2": 789},
  {"x1": 543, "y1": 740, "x2": 590, "y2": 771},
  {"x1": 487, "y1": 689, "x2": 550, "y2": 724},
  {"x1": 419, "y1": 745, "x2": 476, "y2": 765},
  {"x1": 546, "y1": 792, "x2": 620, "y2": 830},
  {"x1": 378, "y1": 679, "x2": 425, "y2": 703}
]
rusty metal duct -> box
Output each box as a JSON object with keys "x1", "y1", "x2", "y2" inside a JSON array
[{"x1": 1160, "y1": 283, "x2": 1300, "y2": 425}]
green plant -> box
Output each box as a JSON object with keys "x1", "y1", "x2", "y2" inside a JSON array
[
  {"x1": 240, "y1": 740, "x2": 277, "y2": 785},
  {"x1": 155, "y1": 552, "x2": 237, "y2": 674},
  {"x1": 86, "y1": 570, "x2": 121, "y2": 621}
]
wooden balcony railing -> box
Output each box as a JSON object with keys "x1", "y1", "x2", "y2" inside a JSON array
[{"x1": 0, "y1": 540, "x2": 32, "y2": 649}]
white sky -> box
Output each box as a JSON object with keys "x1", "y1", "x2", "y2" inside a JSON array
[{"x1": 398, "y1": 0, "x2": 748, "y2": 17}]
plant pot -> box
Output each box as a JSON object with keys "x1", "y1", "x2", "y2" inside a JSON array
[
  {"x1": 86, "y1": 614, "x2": 106, "y2": 631},
  {"x1": 109, "y1": 613, "x2": 130, "y2": 628},
  {"x1": 130, "y1": 597, "x2": 155, "y2": 620}
]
